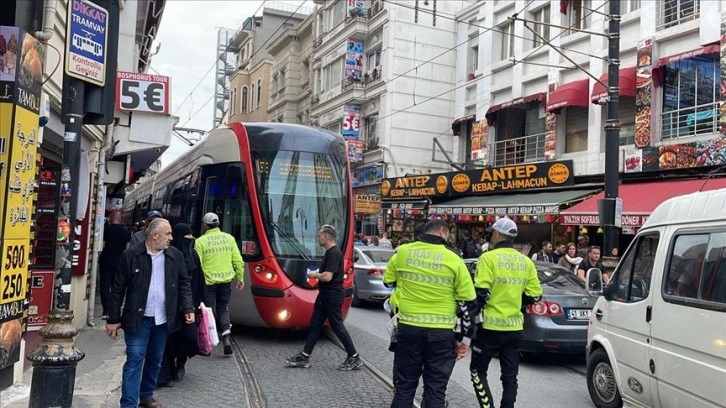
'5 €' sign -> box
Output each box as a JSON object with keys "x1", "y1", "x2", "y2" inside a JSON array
[{"x1": 116, "y1": 72, "x2": 171, "y2": 114}]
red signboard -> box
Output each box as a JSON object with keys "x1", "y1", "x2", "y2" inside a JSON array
[
  {"x1": 561, "y1": 214, "x2": 649, "y2": 228},
  {"x1": 27, "y1": 270, "x2": 55, "y2": 329},
  {"x1": 115, "y1": 71, "x2": 171, "y2": 114}
]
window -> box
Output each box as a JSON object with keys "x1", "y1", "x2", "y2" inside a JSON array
[
  {"x1": 658, "y1": 0, "x2": 700, "y2": 30},
  {"x1": 241, "y1": 86, "x2": 248, "y2": 113},
  {"x1": 324, "y1": 121, "x2": 341, "y2": 134},
  {"x1": 613, "y1": 234, "x2": 659, "y2": 302},
  {"x1": 279, "y1": 69, "x2": 286, "y2": 92},
  {"x1": 492, "y1": 101, "x2": 547, "y2": 166},
  {"x1": 251, "y1": 84, "x2": 256, "y2": 111},
  {"x1": 325, "y1": 58, "x2": 343, "y2": 91},
  {"x1": 301, "y1": 61, "x2": 310, "y2": 85},
  {"x1": 602, "y1": 97, "x2": 636, "y2": 146},
  {"x1": 567, "y1": 0, "x2": 591, "y2": 32},
  {"x1": 500, "y1": 22, "x2": 514, "y2": 61},
  {"x1": 231, "y1": 87, "x2": 237, "y2": 115},
  {"x1": 470, "y1": 45, "x2": 479, "y2": 72},
  {"x1": 531, "y1": 5, "x2": 550, "y2": 48},
  {"x1": 663, "y1": 232, "x2": 726, "y2": 305},
  {"x1": 662, "y1": 53, "x2": 720, "y2": 139},
  {"x1": 364, "y1": 115, "x2": 378, "y2": 150},
  {"x1": 327, "y1": 0, "x2": 346, "y2": 30},
  {"x1": 565, "y1": 107, "x2": 588, "y2": 153},
  {"x1": 625, "y1": 0, "x2": 641, "y2": 13},
  {"x1": 257, "y1": 79, "x2": 262, "y2": 108}
]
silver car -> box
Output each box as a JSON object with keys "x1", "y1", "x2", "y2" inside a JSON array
[{"x1": 352, "y1": 247, "x2": 395, "y2": 307}]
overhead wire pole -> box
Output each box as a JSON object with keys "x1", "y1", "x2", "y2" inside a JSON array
[{"x1": 602, "y1": 0, "x2": 622, "y2": 259}]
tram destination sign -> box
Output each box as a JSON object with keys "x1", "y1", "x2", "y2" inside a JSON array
[
  {"x1": 65, "y1": 0, "x2": 108, "y2": 86},
  {"x1": 380, "y1": 160, "x2": 574, "y2": 198}
]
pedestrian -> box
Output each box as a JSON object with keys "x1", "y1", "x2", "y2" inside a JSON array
[
  {"x1": 370, "y1": 235, "x2": 380, "y2": 246},
  {"x1": 355, "y1": 233, "x2": 366, "y2": 246},
  {"x1": 397, "y1": 232, "x2": 414, "y2": 246},
  {"x1": 531, "y1": 240, "x2": 554, "y2": 262},
  {"x1": 558, "y1": 242, "x2": 583, "y2": 274},
  {"x1": 106, "y1": 218, "x2": 195, "y2": 408},
  {"x1": 577, "y1": 245, "x2": 606, "y2": 282},
  {"x1": 551, "y1": 242, "x2": 565, "y2": 264},
  {"x1": 458, "y1": 231, "x2": 480, "y2": 259},
  {"x1": 469, "y1": 218, "x2": 543, "y2": 408},
  {"x1": 379, "y1": 232, "x2": 393, "y2": 249},
  {"x1": 130, "y1": 210, "x2": 163, "y2": 247},
  {"x1": 286, "y1": 224, "x2": 363, "y2": 371},
  {"x1": 195, "y1": 212, "x2": 245, "y2": 355},
  {"x1": 576, "y1": 235, "x2": 590, "y2": 258},
  {"x1": 384, "y1": 219, "x2": 476, "y2": 408},
  {"x1": 157, "y1": 223, "x2": 207, "y2": 387},
  {"x1": 98, "y1": 210, "x2": 130, "y2": 319}
]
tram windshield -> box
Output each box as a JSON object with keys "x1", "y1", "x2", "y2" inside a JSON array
[{"x1": 253, "y1": 150, "x2": 349, "y2": 260}]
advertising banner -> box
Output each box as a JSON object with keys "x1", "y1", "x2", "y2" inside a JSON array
[
  {"x1": 624, "y1": 149, "x2": 643, "y2": 173},
  {"x1": 65, "y1": 0, "x2": 108, "y2": 86},
  {"x1": 721, "y1": 20, "x2": 726, "y2": 135},
  {"x1": 116, "y1": 71, "x2": 171, "y2": 114},
  {"x1": 345, "y1": 39, "x2": 364, "y2": 80},
  {"x1": 626, "y1": 140, "x2": 726, "y2": 172},
  {"x1": 470, "y1": 120, "x2": 488, "y2": 162},
  {"x1": 381, "y1": 160, "x2": 574, "y2": 199},
  {"x1": 27, "y1": 270, "x2": 55, "y2": 329},
  {"x1": 352, "y1": 165, "x2": 384, "y2": 187},
  {"x1": 544, "y1": 112, "x2": 557, "y2": 160},
  {"x1": 355, "y1": 194, "x2": 381, "y2": 214},
  {"x1": 347, "y1": 139, "x2": 364, "y2": 162},
  {"x1": 347, "y1": 0, "x2": 366, "y2": 16},
  {"x1": 634, "y1": 37, "x2": 653, "y2": 148},
  {"x1": 342, "y1": 104, "x2": 361, "y2": 138}
]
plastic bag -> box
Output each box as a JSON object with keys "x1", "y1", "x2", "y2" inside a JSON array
[{"x1": 196, "y1": 302, "x2": 218, "y2": 356}]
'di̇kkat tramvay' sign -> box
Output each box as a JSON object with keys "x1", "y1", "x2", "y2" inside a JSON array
[
  {"x1": 65, "y1": 0, "x2": 108, "y2": 86},
  {"x1": 380, "y1": 160, "x2": 574, "y2": 199}
]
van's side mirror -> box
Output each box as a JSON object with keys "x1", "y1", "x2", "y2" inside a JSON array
[{"x1": 586, "y1": 268, "x2": 603, "y2": 296}]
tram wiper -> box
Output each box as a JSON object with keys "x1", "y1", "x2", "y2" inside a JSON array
[{"x1": 270, "y1": 222, "x2": 310, "y2": 260}]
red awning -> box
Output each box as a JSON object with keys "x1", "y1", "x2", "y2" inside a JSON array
[
  {"x1": 654, "y1": 44, "x2": 720, "y2": 68},
  {"x1": 560, "y1": 178, "x2": 726, "y2": 227},
  {"x1": 591, "y1": 67, "x2": 637, "y2": 104},
  {"x1": 546, "y1": 79, "x2": 590, "y2": 112},
  {"x1": 451, "y1": 114, "x2": 476, "y2": 135},
  {"x1": 487, "y1": 93, "x2": 547, "y2": 115}
]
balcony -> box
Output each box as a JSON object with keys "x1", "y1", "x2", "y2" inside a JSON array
[
  {"x1": 369, "y1": 1, "x2": 383, "y2": 18},
  {"x1": 342, "y1": 78, "x2": 366, "y2": 92},
  {"x1": 661, "y1": 101, "x2": 718, "y2": 139},
  {"x1": 657, "y1": 0, "x2": 699, "y2": 30},
  {"x1": 492, "y1": 132, "x2": 547, "y2": 167}
]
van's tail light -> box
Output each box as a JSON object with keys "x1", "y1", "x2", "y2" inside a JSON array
[
  {"x1": 367, "y1": 268, "x2": 384, "y2": 276},
  {"x1": 527, "y1": 301, "x2": 562, "y2": 316}
]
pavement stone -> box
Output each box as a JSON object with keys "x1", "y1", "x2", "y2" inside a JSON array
[{"x1": 233, "y1": 329, "x2": 394, "y2": 408}]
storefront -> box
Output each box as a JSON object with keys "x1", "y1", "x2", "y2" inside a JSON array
[
  {"x1": 352, "y1": 164, "x2": 385, "y2": 236},
  {"x1": 379, "y1": 199, "x2": 429, "y2": 245},
  {"x1": 379, "y1": 160, "x2": 595, "y2": 253}
]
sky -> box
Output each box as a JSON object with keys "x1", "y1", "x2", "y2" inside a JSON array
[{"x1": 150, "y1": 0, "x2": 313, "y2": 167}]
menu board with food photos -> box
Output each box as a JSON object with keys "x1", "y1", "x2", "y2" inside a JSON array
[
  {"x1": 544, "y1": 112, "x2": 557, "y2": 160},
  {"x1": 635, "y1": 37, "x2": 654, "y2": 148},
  {"x1": 625, "y1": 139, "x2": 726, "y2": 173},
  {"x1": 720, "y1": 20, "x2": 726, "y2": 135}
]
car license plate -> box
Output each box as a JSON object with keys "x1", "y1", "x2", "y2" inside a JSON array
[{"x1": 566, "y1": 309, "x2": 591, "y2": 320}]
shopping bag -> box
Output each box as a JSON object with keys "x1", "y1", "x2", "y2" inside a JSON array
[{"x1": 196, "y1": 302, "x2": 218, "y2": 356}]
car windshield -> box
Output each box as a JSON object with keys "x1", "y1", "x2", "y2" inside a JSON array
[
  {"x1": 362, "y1": 250, "x2": 394, "y2": 263},
  {"x1": 538, "y1": 265, "x2": 586, "y2": 289}
]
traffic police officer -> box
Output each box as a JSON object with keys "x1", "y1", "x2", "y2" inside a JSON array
[
  {"x1": 384, "y1": 219, "x2": 476, "y2": 408},
  {"x1": 468, "y1": 218, "x2": 542, "y2": 408}
]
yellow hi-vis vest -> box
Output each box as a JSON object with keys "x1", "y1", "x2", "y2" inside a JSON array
[
  {"x1": 383, "y1": 241, "x2": 475, "y2": 329},
  {"x1": 195, "y1": 228, "x2": 245, "y2": 285},
  {"x1": 475, "y1": 247, "x2": 542, "y2": 331}
]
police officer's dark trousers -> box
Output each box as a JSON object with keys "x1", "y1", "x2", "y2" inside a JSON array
[
  {"x1": 470, "y1": 329, "x2": 523, "y2": 408},
  {"x1": 391, "y1": 323, "x2": 456, "y2": 408}
]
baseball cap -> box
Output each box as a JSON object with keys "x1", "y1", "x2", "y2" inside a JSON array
[
  {"x1": 486, "y1": 218, "x2": 518, "y2": 237},
  {"x1": 147, "y1": 210, "x2": 162, "y2": 219},
  {"x1": 202, "y1": 212, "x2": 219, "y2": 224}
]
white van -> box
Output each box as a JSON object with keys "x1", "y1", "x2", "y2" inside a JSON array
[{"x1": 585, "y1": 188, "x2": 726, "y2": 408}]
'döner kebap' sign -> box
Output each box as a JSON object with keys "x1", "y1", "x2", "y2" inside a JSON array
[{"x1": 381, "y1": 160, "x2": 574, "y2": 198}]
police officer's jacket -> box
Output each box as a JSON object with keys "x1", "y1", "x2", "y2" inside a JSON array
[
  {"x1": 195, "y1": 228, "x2": 245, "y2": 285},
  {"x1": 383, "y1": 233, "x2": 475, "y2": 329},
  {"x1": 475, "y1": 241, "x2": 542, "y2": 331}
]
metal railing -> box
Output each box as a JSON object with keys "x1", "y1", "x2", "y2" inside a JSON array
[
  {"x1": 492, "y1": 132, "x2": 547, "y2": 166},
  {"x1": 369, "y1": 1, "x2": 384, "y2": 18},
  {"x1": 661, "y1": 101, "x2": 719, "y2": 139},
  {"x1": 656, "y1": 0, "x2": 700, "y2": 30},
  {"x1": 342, "y1": 78, "x2": 366, "y2": 91}
]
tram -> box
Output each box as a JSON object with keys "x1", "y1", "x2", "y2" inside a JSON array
[{"x1": 123, "y1": 123, "x2": 355, "y2": 329}]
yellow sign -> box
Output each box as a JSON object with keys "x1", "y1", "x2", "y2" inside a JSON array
[
  {"x1": 548, "y1": 163, "x2": 570, "y2": 184},
  {"x1": 436, "y1": 175, "x2": 448, "y2": 194},
  {"x1": 451, "y1": 173, "x2": 470, "y2": 193},
  {"x1": 0, "y1": 103, "x2": 12, "y2": 229},
  {"x1": 0, "y1": 240, "x2": 30, "y2": 308},
  {"x1": 3, "y1": 105, "x2": 38, "y2": 240},
  {"x1": 355, "y1": 194, "x2": 381, "y2": 214}
]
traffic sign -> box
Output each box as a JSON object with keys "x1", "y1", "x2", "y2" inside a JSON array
[
  {"x1": 65, "y1": 0, "x2": 108, "y2": 86},
  {"x1": 115, "y1": 71, "x2": 171, "y2": 114}
]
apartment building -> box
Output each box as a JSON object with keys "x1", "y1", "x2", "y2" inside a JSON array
[{"x1": 228, "y1": 4, "x2": 311, "y2": 123}]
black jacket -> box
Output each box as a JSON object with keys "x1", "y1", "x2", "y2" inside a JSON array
[{"x1": 107, "y1": 242, "x2": 194, "y2": 334}]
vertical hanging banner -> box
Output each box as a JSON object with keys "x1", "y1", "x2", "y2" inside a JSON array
[
  {"x1": 65, "y1": 0, "x2": 109, "y2": 86},
  {"x1": 544, "y1": 112, "x2": 557, "y2": 160},
  {"x1": 470, "y1": 120, "x2": 489, "y2": 162},
  {"x1": 634, "y1": 37, "x2": 653, "y2": 148},
  {"x1": 0, "y1": 27, "x2": 42, "y2": 371},
  {"x1": 342, "y1": 104, "x2": 361, "y2": 138},
  {"x1": 345, "y1": 39, "x2": 364, "y2": 80},
  {"x1": 720, "y1": 20, "x2": 726, "y2": 135}
]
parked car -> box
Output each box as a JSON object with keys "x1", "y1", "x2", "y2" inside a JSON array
[
  {"x1": 464, "y1": 258, "x2": 597, "y2": 354},
  {"x1": 352, "y1": 247, "x2": 395, "y2": 307}
]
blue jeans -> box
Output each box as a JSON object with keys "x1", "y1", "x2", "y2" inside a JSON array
[{"x1": 120, "y1": 317, "x2": 169, "y2": 408}]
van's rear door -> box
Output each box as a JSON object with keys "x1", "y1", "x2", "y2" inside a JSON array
[{"x1": 650, "y1": 230, "x2": 726, "y2": 407}]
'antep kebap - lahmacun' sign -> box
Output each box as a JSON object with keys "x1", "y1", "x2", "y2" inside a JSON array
[{"x1": 65, "y1": 0, "x2": 108, "y2": 86}]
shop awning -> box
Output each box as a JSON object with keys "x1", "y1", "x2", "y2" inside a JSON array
[
  {"x1": 591, "y1": 67, "x2": 637, "y2": 104},
  {"x1": 429, "y1": 189, "x2": 598, "y2": 216},
  {"x1": 654, "y1": 44, "x2": 720, "y2": 68},
  {"x1": 451, "y1": 114, "x2": 476, "y2": 135},
  {"x1": 381, "y1": 199, "x2": 429, "y2": 210},
  {"x1": 560, "y1": 178, "x2": 726, "y2": 227},
  {"x1": 546, "y1": 79, "x2": 590, "y2": 112},
  {"x1": 487, "y1": 93, "x2": 547, "y2": 116}
]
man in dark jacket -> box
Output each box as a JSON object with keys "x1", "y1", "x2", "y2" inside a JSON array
[{"x1": 106, "y1": 218, "x2": 195, "y2": 408}]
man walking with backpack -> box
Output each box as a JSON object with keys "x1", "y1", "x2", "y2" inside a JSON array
[{"x1": 458, "y1": 232, "x2": 480, "y2": 259}]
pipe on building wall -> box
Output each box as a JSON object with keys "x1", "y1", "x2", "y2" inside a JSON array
[
  {"x1": 86, "y1": 123, "x2": 114, "y2": 326},
  {"x1": 34, "y1": 0, "x2": 57, "y2": 42}
]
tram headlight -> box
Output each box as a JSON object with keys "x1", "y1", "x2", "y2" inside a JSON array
[
  {"x1": 278, "y1": 310, "x2": 291, "y2": 321},
  {"x1": 265, "y1": 272, "x2": 274, "y2": 281}
]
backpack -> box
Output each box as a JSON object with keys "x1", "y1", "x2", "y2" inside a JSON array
[{"x1": 465, "y1": 240, "x2": 480, "y2": 258}]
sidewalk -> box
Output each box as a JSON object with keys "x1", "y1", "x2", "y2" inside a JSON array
[{"x1": 0, "y1": 323, "x2": 249, "y2": 408}]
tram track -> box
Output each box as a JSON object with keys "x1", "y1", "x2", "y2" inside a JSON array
[{"x1": 232, "y1": 336, "x2": 266, "y2": 408}]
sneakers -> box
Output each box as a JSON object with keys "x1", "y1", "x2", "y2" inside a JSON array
[
  {"x1": 337, "y1": 354, "x2": 363, "y2": 371},
  {"x1": 222, "y1": 335, "x2": 233, "y2": 355},
  {"x1": 285, "y1": 352, "x2": 311, "y2": 368}
]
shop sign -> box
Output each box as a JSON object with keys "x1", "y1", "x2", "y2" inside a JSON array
[
  {"x1": 380, "y1": 160, "x2": 574, "y2": 198},
  {"x1": 27, "y1": 270, "x2": 55, "y2": 329},
  {"x1": 116, "y1": 71, "x2": 171, "y2": 114},
  {"x1": 352, "y1": 164, "x2": 384, "y2": 187},
  {"x1": 561, "y1": 214, "x2": 649, "y2": 227},
  {"x1": 355, "y1": 194, "x2": 381, "y2": 214},
  {"x1": 381, "y1": 201, "x2": 428, "y2": 210},
  {"x1": 626, "y1": 139, "x2": 726, "y2": 173},
  {"x1": 435, "y1": 205, "x2": 561, "y2": 215}
]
